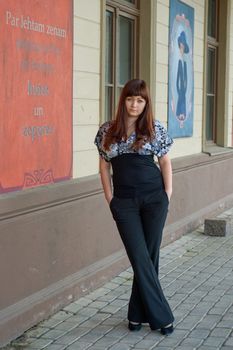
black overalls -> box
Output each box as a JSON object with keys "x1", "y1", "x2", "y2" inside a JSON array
[{"x1": 109, "y1": 154, "x2": 174, "y2": 329}]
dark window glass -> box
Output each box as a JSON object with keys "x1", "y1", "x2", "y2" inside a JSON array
[
  {"x1": 207, "y1": 48, "x2": 216, "y2": 94},
  {"x1": 119, "y1": 16, "x2": 134, "y2": 86},
  {"x1": 105, "y1": 86, "x2": 113, "y2": 121},
  {"x1": 105, "y1": 10, "x2": 114, "y2": 120},
  {"x1": 206, "y1": 95, "x2": 214, "y2": 141},
  {"x1": 206, "y1": 47, "x2": 217, "y2": 142},
  {"x1": 206, "y1": 0, "x2": 219, "y2": 143},
  {"x1": 208, "y1": 0, "x2": 217, "y2": 38},
  {"x1": 106, "y1": 11, "x2": 113, "y2": 84}
]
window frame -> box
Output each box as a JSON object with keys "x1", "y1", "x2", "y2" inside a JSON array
[
  {"x1": 105, "y1": 6, "x2": 115, "y2": 121},
  {"x1": 104, "y1": 0, "x2": 139, "y2": 121},
  {"x1": 205, "y1": 0, "x2": 219, "y2": 145},
  {"x1": 206, "y1": 43, "x2": 218, "y2": 143},
  {"x1": 108, "y1": 0, "x2": 139, "y2": 12}
]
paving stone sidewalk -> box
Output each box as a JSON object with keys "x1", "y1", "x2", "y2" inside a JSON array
[{"x1": 4, "y1": 207, "x2": 233, "y2": 350}]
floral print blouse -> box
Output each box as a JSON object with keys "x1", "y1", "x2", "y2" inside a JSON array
[{"x1": 94, "y1": 120, "x2": 173, "y2": 162}]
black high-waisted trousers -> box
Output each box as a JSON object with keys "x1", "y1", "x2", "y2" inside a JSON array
[{"x1": 109, "y1": 154, "x2": 174, "y2": 329}]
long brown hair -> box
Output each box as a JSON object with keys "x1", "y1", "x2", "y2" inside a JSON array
[{"x1": 103, "y1": 79, "x2": 154, "y2": 150}]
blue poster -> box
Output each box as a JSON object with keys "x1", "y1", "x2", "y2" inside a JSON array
[{"x1": 168, "y1": 0, "x2": 194, "y2": 138}]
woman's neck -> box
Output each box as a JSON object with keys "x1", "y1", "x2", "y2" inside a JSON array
[
  {"x1": 126, "y1": 118, "x2": 137, "y2": 138},
  {"x1": 126, "y1": 116, "x2": 138, "y2": 127}
]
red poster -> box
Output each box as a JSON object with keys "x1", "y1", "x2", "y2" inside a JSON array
[{"x1": 0, "y1": 0, "x2": 73, "y2": 193}]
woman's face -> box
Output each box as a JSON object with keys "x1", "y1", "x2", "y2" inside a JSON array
[{"x1": 125, "y1": 95, "x2": 146, "y2": 118}]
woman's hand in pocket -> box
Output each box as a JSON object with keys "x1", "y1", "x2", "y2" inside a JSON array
[
  {"x1": 165, "y1": 190, "x2": 172, "y2": 202},
  {"x1": 107, "y1": 195, "x2": 113, "y2": 206}
]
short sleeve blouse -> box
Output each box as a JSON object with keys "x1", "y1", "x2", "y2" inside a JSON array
[{"x1": 94, "y1": 120, "x2": 173, "y2": 162}]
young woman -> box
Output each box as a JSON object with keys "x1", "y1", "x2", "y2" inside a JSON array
[{"x1": 94, "y1": 79, "x2": 174, "y2": 335}]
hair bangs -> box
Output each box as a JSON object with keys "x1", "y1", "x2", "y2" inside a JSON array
[{"x1": 124, "y1": 79, "x2": 149, "y2": 101}]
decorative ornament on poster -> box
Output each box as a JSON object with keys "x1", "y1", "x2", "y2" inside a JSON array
[
  {"x1": 168, "y1": 0, "x2": 194, "y2": 138},
  {"x1": 0, "y1": 0, "x2": 73, "y2": 193}
]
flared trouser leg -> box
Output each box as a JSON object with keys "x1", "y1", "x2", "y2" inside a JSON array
[{"x1": 110, "y1": 190, "x2": 174, "y2": 329}]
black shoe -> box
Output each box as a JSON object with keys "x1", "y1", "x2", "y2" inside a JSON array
[
  {"x1": 160, "y1": 324, "x2": 174, "y2": 335},
  {"x1": 128, "y1": 321, "x2": 142, "y2": 331}
]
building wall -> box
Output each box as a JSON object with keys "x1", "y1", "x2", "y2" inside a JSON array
[
  {"x1": 228, "y1": 0, "x2": 233, "y2": 146},
  {"x1": 155, "y1": 0, "x2": 204, "y2": 159},
  {"x1": 73, "y1": 0, "x2": 100, "y2": 178}
]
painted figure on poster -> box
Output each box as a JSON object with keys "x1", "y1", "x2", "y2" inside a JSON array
[
  {"x1": 176, "y1": 31, "x2": 189, "y2": 123},
  {"x1": 168, "y1": 0, "x2": 194, "y2": 138}
]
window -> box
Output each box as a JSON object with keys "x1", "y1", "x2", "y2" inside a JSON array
[
  {"x1": 105, "y1": 1, "x2": 139, "y2": 120},
  {"x1": 205, "y1": 0, "x2": 219, "y2": 143}
]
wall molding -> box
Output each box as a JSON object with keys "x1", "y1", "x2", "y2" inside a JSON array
[
  {"x1": 2, "y1": 152, "x2": 233, "y2": 221},
  {"x1": 172, "y1": 150, "x2": 233, "y2": 174},
  {"x1": 0, "y1": 175, "x2": 102, "y2": 221}
]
